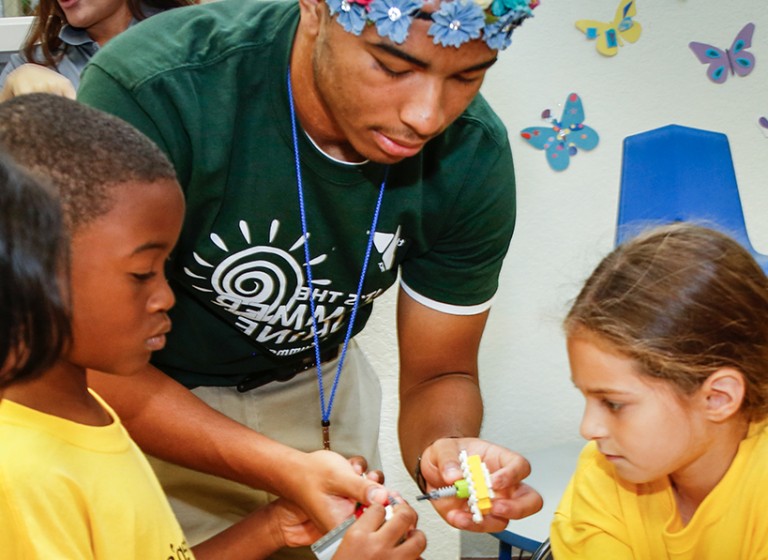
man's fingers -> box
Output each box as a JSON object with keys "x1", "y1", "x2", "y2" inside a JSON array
[
  {"x1": 348, "y1": 455, "x2": 368, "y2": 474},
  {"x1": 490, "y1": 483, "x2": 544, "y2": 520}
]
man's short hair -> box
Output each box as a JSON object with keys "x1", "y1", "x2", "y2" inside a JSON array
[{"x1": 0, "y1": 94, "x2": 177, "y2": 231}]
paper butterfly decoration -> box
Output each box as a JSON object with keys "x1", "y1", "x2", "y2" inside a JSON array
[
  {"x1": 759, "y1": 116, "x2": 768, "y2": 138},
  {"x1": 520, "y1": 93, "x2": 600, "y2": 172},
  {"x1": 689, "y1": 23, "x2": 756, "y2": 84},
  {"x1": 575, "y1": 0, "x2": 642, "y2": 57}
]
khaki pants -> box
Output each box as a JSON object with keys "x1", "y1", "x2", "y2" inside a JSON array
[{"x1": 148, "y1": 340, "x2": 382, "y2": 559}]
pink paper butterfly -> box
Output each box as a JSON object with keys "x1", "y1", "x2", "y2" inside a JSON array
[{"x1": 689, "y1": 23, "x2": 756, "y2": 84}]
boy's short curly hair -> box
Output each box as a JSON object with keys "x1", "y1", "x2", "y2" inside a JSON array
[{"x1": 0, "y1": 93, "x2": 177, "y2": 231}]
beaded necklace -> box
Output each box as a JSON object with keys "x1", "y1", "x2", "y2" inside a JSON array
[{"x1": 287, "y1": 69, "x2": 388, "y2": 450}]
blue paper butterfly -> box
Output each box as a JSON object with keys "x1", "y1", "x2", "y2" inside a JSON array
[{"x1": 520, "y1": 93, "x2": 600, "y2": 172}]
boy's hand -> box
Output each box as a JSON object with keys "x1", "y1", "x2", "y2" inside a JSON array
[
  {"x1": 418, "y1": 438, "x2": 543, "y2": 532},
  {"x1": 267, "y1": 498, "x2": 324, "y2": 549},
  {"x1": 333, "y1": 502, "x2": 426, "y2": 560}
]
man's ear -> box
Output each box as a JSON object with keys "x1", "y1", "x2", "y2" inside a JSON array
[
  {"x1": 701, "y1": 367, "x2": 746, "y2": 422},
  {"x1": 298, "y1": 0, "x2": 325, "y2": 35}
]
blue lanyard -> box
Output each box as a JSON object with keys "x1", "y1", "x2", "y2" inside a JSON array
[{"x1": 287, "y1": 69, "x2": 388, "y2": 450}]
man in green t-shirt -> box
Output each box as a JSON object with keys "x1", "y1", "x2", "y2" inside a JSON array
[{"x1": 79, "y1": 0, "x2": 544, "y2": 553}]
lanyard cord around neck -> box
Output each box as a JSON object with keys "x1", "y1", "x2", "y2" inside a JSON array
[{"x1": 287, "y1": 68, "x2": 388, "y2": 450}]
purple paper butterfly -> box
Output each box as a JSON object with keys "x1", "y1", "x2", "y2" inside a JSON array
[
  {"x1": 759, "y1": 116, "x2": 768, "y2": 138},
  {"x1": 689, "y1": 23, "x2": 756, "y2": 84}
]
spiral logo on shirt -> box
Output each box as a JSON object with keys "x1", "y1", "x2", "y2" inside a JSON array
[
  {"x1": 182, "y1": 218, "x2": 395, "y2": 349},
  {"x1": 185, "y1": 220, "x2": 321, "y2": 313},
  {"x1": 210, "y1": 246, "x2": 303, "y2": 312}
]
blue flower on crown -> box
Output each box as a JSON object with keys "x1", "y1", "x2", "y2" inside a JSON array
[
  {"x1": 328, "y1": 0, "x2": 540, "y2": 50},
  {"x1": 368, "y1": 0, "x2": 423, "y2": 44},
  {"x1": 483, "y1": 7, "x2": 530, "y2": 50},
  {"x1": 489, "y1": 0, "x2": 530, "y2": 18},
  {"x1": 327, "y1": 0, "x2": 368, "y2": 35},
  {"x1": 428, "y1": 0, "x2": 485, "y2": 48}
]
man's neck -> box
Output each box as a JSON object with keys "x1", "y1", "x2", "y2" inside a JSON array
[{"x1": 289, "y1": 36, "x2": 365, "y2": 163}]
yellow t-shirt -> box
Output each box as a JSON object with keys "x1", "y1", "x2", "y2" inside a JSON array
[
  {"x1": 551, "y1": 422, "x2": 768, "y2": 560},
  {"x1": 0, "y1": 390, "x2": 193, "y2": 559}
]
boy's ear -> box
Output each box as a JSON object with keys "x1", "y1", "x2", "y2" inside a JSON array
[{"x1": 701, "y1": 368, "x2": 745, "y2": 422}]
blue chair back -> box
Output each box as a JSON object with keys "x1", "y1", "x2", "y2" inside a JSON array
[{"x1": 617, "y1": 124, "x2": 768, "y2": 273}]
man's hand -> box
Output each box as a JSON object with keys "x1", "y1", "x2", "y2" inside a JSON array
[
  {"x1": 417, "y1": 437, "x2": 543, "y2": 532},
  {"x1": 349, "y1": 454, "x2": 385, "y2": 484},
  {"x1": 0, "y1": 64, "x2": 76, "y2": 102},
  {"x1": 280, "y1": 450, "x2": 392, "y2": 532}
]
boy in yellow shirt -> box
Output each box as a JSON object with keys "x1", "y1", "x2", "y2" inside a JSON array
[{"x1": 0, "y1": 93, "x2": 425, "y2": 559}]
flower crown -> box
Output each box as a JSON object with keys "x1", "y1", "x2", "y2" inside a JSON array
[{"x1": 327, "y1": 0, "x2": 539, "y2": 50}]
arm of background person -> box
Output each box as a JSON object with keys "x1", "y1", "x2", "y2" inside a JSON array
[
  {"x1": 87, "y1": 365, "x2": 390, "y2": 531},
  {"x1": 396, "y1": 288, "x2": 543, "y2": 532},
  {"x1": 0, "y1": 52, "x2": 24, "y2": 90},
  {"x1": 0, "y1": 63, "x2": 76, "y2": 101}
]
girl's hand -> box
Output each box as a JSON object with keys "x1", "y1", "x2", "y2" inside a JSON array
[{"x1": 333, "y1": 502, "x2": 426, "y2": 560}]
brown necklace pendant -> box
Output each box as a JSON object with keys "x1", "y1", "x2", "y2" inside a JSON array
[{"x1": 322, "y1": 420, "x2": 331, "y2": 451}]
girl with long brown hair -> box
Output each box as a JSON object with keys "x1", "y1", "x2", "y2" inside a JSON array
[{"x1": 0, "y1": 0, "x2": 192, "y2": 99}]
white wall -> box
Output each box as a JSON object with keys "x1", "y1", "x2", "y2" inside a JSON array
[
  {"x1": 481, "y1": 0, "x2": 768, "y2": 454},
  {"x1": 365, "y1": 1, "x2": 768, "y2": 558},
  {"x1": 0, "y1": 17, "x2": 33, "y2": 50}
]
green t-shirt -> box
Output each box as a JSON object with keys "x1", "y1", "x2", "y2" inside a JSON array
[{"x1": 78, "y1": 0, "x2": 517, "y2": 388}]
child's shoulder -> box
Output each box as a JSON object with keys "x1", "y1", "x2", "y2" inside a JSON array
[
  {"x1": 0, "y1": 394, "x2": 128, "y2": 458},
  {"x1": 740, "y1": 420, "x2": 768, "y2": 470},
  {"x1": 751, "y1": 418, "x2": 768, "y2": 439},
  {"x1": 0, "y1": 394, "x2": 133, "y2": 511},
  {"x1": 0, "y1": 399, "x2": 71, "y2": 481}
]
